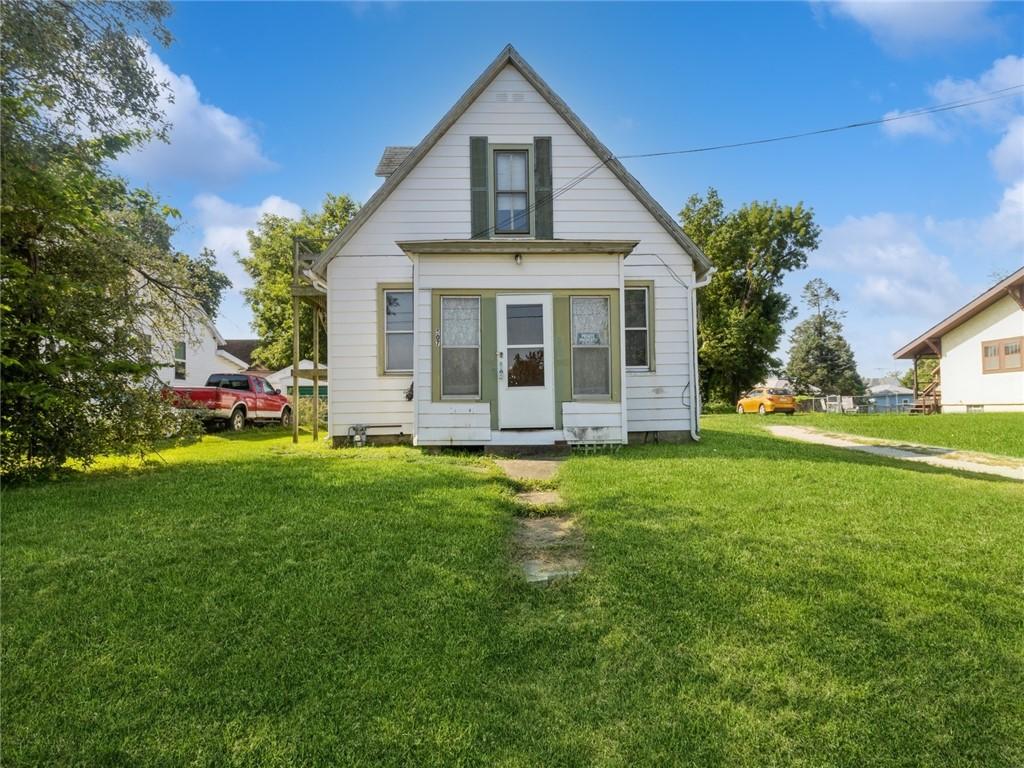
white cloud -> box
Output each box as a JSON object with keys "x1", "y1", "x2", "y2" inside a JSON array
[
  {"x1": 930, "y1": 55, "x2": 1024, "y2": 127},
  {"x1": 881, "y1": 108, "x2": 945, "y2": 138},
  {"x1": 815, "y1": 213, "x2": 964, "y2": 314},
  {"x1": 989, "y1": 115, "x2": 1024, "y2": 183},
  {"x1": 828, "y1": 1, "x2": 1000, "y2": 53},
  {"x1": 979, "y1": 179, "x2": 1024, "y2": 251},
  {"x1": 192, "y1": 194, "x2": 302, "y2": 287},
  {"x1": 115, "y1": 46, "x2": 273, "y2": 184}
]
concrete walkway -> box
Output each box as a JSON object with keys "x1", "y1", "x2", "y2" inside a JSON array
[
  {"x1": 494, "y1": 457, "x2": 581, "y2": 585},
  {"x1": 766, "y1": 425, "x2": 1024, "y2": 481}
]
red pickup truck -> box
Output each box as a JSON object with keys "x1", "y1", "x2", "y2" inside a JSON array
[{"x1": 169, "y1": 373, "x2": 292, "y2": 431}]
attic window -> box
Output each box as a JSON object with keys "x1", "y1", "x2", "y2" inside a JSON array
[{"x1": 494, "y1": 150, "x2": 530, "y2": 234}]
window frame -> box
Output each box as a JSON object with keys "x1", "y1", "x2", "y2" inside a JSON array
[
  {"x1": 489, "y1": 144, "x2": 534, "y2": 237},
  {"x1": 981, "y1": 336, "x2": 1024, "y2": 374},
  {"x1": 377, "y1": 283, "x2": 414, "y2": 376},
  {"x1": 570, "y1": 295, "x2": 612, "y2": 400},
  {"x1": 173, "y1": 341, "x2": 186, "y2": 381},
  {"x1": 440, "y1": 295, "x2": 482, "y2": 400},
  {"x1": 624, "y1": 282, "x2": 654, "y2": 372}
]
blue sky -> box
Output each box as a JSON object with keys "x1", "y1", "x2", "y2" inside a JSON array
[{"x1": 120, "y1": 1, "x2": 1023, "y2": 377}]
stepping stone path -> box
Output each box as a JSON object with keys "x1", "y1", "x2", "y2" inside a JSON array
[{"x1": 495, "y1": 457, "x2": 582, "y2": 585}]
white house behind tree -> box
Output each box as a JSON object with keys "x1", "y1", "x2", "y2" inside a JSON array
[
  {"x1": 144, "y1": 311, "x2": 251, "y2": 388},
  {"x1": 307, "y1": 45, "x2": 713, "y2": 447},
  {"x1": 895, "y1": 267, "x2": 1024, "y2": 413}
]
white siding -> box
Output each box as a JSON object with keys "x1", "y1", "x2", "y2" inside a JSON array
[
  {"x1": 145, "y1": 315, "x2": 244, "y2": 388},
  {"x1": 329, "y1": 62, "x2": 698, "y2": 442},
  {"x1": 940, "y1": 296, "x2": 1024, "y2": 412},
  {"x1": 326, "y1": 254, "x2": 414, "y2": 437},
  {"x1": 624, "y1": 252, "x2": 694, "y2": 433}
]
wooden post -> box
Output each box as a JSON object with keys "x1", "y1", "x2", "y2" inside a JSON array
[
  {"x1": 312, "y1": 304, "x2": 320, "y2": 442},
  {"x1": 912, "y1": 356, "x2": 919, "y2": 400},
  {"x1": 292, "y1": 296, "x2": 300, "y2": 444}
]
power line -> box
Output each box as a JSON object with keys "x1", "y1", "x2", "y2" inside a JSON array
[
  {"x1": 618, "y1": 85, "x2": 1024, "y2": 160},
  {"x1": 470, "y1": 84, "x2": 1024, "y2": 240}
]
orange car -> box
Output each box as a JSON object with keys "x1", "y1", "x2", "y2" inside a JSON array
[{"x1": 736, "y1": 387, "x2": 796, "y2": 415}]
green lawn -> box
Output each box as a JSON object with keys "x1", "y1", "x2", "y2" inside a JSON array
[
  {"x1": 4, "y1": 420, "x2": 1023, "y2": 766},
  {"x1": 793, "y1": 412, "x2": 1024, "y2": 458}
]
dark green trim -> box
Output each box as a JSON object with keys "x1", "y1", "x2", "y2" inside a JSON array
[
  {"x1": 625, "y1": 280, "x2": 656, "y2": 372},
  {"x1": 429, "y1": 288, "x2": 620, "y2": 427},
  {"x1": 470, "y1": 136, "x2": 489, "y2": 239},
  {"x1": 376, "y1": 282, "x2": 413, "y2": 377},
  {"x1": 533, "y1": 137, "x2": 553, "y2": 239},
  {"x1": 487, "y1": 143, "x2": 535, "y2": 237},
  {"x1": 568, "y1": 292, "x2": 621, "y2": 402}
]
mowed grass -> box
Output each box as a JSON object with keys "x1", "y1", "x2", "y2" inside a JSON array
[
  {"x1": 794, "y1": 411, "x2": 1024, "y2": 458},
  {"x1": 3, "y1": 420, "x2": 1023, "y2": 766}
]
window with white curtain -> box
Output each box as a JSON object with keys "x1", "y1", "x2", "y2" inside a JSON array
[
  {"x1": 441, "y1": 296, "x2": 481, "y2": 398},
  {"x1": 571, "y1": 296, "x2": 610, "y2": 397}
]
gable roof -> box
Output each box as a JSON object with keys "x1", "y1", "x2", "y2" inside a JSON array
[
  {"x1": 894, "y1": 266, "x2": 1024, "y2": 359},
  {"x1": 311, "y1": 44, "x2": 713, "y2": 278},
  {"x1": 218, "y1": 338, "x2": 261, "y2": 366},
  {"x1": 374, "y1": 146, "x2": 415, "y2": 177}
]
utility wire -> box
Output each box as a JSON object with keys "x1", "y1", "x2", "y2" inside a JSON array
[
  {"x1": 617, "y1": 85, "x2": 1024, "y2": 160},
  {"x1": 470, "y1": 84, "x2": 1024, "y2": 240}
]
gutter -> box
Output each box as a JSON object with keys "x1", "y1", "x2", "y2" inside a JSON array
[{"x1": 687, "y1": 268, "x2": 714, "y2": 442}]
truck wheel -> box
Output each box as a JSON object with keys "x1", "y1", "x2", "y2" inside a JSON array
[
  {"x1": 230, "y1": 408, "x2": 246, "y2": 432},
  {"x1": 280, "y1": 407, "x2": 292, "y2": 429}
]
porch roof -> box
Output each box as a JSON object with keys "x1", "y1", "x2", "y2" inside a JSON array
[
  {"x1": 395, "y1": 238, "x2": 639, "y2": 258},
  {"x1": 893, "y1": 266, "x2": 1024, "y2": 360}
]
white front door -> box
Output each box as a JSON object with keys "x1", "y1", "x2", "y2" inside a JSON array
[{"x1": 496, "y1": 294, "x2": 555, "y2": 429}]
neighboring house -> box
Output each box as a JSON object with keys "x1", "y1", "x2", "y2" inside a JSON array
[
  {"x1": 894, "y1": 267, "x2": 1024, "y2": 413},
  {"x1": 267, "y1": 360, "x2": 328, "y2": 397},
  {"x1": 865, "y1": 379, "x2": 914, "y2": 413},
  {"x1": 307, "y1": 45, "x2": 713, "y2": 447},
  {"x1": 146, "y1": 312, "x2": 252, "y2": 388}
]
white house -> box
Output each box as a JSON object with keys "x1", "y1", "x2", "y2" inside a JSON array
[
  {"x1": 146, "y1": 312, "x2": 251, "y2": 388},
  {"x1": 895, "y1": 267, "x2": 1024, "y2": 413},
  {"x1": 308, "y1": 46, "x2": 713, "y2": 447}
]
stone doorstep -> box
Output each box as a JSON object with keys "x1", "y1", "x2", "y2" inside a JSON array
[
  {"x1": 513, "y1": 516, "x2": 582, "y2": 585},
  {"x1": 514, "y1": 490, "x2": 563, "y2": 507},
  {"x1": 520, "y1": 557, "x2": 583, "y2": 585},
  {"x1": 494, "y1": 458, "x2": 564, "y2": 483}
]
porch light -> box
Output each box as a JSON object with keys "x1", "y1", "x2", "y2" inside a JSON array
[{"x1": 514, "y1": 253, "x2": 522, "y2": 265}]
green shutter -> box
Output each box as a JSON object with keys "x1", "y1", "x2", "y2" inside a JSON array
[
  {"x1": 534, "y1": 136, "x2": 553, "y2": 239},
  {"x1": 470, "y1": 136, "x2": 489, "y2": 239}
]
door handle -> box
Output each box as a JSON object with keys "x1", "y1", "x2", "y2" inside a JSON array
[{"x1": 497, "y1": 351, "x2": 504, "y2": 380}]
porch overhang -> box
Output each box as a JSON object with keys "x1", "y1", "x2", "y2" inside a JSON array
[{"x1": 396, "y1": 238, "x2": 639, "y2": 259}]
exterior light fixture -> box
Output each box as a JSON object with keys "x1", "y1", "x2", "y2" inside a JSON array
[{"x1": 514, "y1": 253, "x2": 522, "y2": 265}]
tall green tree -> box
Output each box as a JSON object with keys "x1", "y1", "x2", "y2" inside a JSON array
[
  {"x1": 786, "y1": 279, "x2": 864, "y2": 395},
  {"x1": 240, "y1": 194, "x2": 358, "y2": 370},
  {"x1": 680, "y1": 188, "x2": 820, "y2": 404},
  {"x1": 176, "y1": 247, "x2": 231, "y2": 319},
  {"x1": 1, "y1": 1, "x2": 200, "y2": 475}
]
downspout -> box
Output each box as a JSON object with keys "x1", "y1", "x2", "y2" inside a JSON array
[{"x1": 688, "y1": 268, "x2": 714, "y2": 442}]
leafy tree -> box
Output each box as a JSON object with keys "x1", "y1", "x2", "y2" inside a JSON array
[
  {"x1": 898, "y1": 358, "x2": 938, "y2": 391},
  {"x1": 176, "y1": 248, "x2": 231, "y2": 319},
  {"x1": 240, "y1": 194, "x2": 358, "y2": 370},
  {"x1": 680, "y1": 188, "x2": 820, "y2": 403},
  {"x1": 786, "y1": 279, "x2": 864, "y2": 395},
  {"x1": 1, "y1": 1, "x2": 201, "y2": 476}
]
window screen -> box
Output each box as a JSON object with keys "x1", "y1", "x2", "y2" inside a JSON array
[
  {"x1": 571, "y1": 296, "x2": 610, "y2": 397},
  {"x1": 384, "y1": 290, "x2": 413, "y2": 373},
  {"x1": 441, "y1": 297, "x2": 480, "y2": 398},
  {"x1": 494, "y1": 150, "x2": 529, "y2": 234},
  {"x1": 625, "y1": 287, "x2": 649, "y2": 369},
  {"x1": 173, "y1": 341, "x2": 186, "y2": 380}
]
